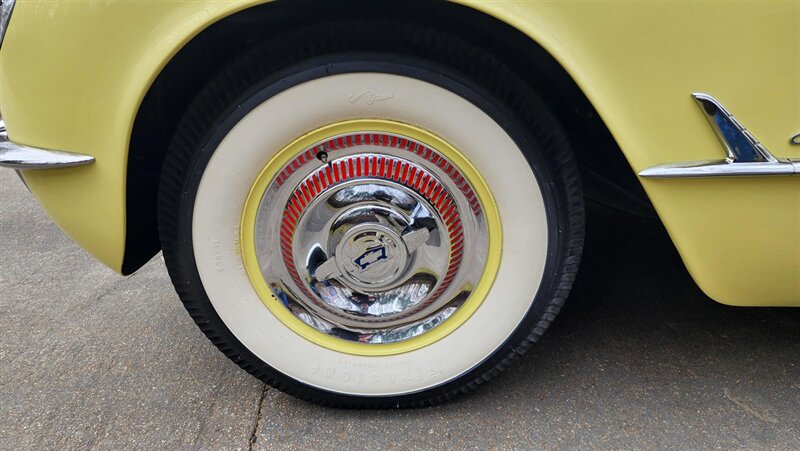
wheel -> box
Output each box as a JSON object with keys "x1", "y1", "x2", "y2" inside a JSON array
[{"x1": 158, "y1": 21, "x2": 584, "y2": 408}]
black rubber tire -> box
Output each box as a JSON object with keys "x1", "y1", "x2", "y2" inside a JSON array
[{"x1": 157, "y1": 20, "x2": 584, "y2": 408}]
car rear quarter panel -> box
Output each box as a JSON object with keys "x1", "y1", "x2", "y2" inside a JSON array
[{"x1": 0, "y1": 1, "x2": 797, "y2": 305}]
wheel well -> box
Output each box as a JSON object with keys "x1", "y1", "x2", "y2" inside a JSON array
[{"x1": 124, "y1": 0, "x2": 653, "y2": 274}]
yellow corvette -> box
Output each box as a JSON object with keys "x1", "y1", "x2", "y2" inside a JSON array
[{"x1": 0, "y1": 0, "x2": 797, "y2": 407}]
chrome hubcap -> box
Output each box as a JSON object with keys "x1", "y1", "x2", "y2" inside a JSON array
[{"x1": 253, "y1": 132, "x2": 488, "y2": 344}]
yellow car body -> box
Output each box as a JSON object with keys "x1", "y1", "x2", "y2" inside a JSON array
[{"x1": 1, "y1": 0, "x2": 798, "y2": 306}]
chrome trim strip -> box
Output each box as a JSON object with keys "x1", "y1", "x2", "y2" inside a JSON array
[
  {"x1": 0, "y1": 120, "x2": 95, "y2": 169},
  {"x1": 639, "y1": 93, "x2": 798, "y2": 178},
  {"x1": 638, "y1": 159, "x2": 798, "y2": 178}
]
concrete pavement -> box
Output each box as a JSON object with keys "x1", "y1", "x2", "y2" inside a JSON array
[{"x1": 1, "y1": 169, "x2": 798, "y2": 449}]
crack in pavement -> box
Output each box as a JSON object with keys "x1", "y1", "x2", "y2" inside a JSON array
[
  {"x1": 249, "y1": 384, "x2": 269, "y2": 450},
  {"x1": 723, "y1": 387, "x2": 778, "y2": 424}
]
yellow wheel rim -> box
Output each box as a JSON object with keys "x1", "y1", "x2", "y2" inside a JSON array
[{"x1": 240, "y1": 119, "x2": 501, "y2": 356}]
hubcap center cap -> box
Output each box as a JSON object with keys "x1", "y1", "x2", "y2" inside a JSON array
[{"x1": 336, "y1": 224, "x2": 409, "y2": 290}]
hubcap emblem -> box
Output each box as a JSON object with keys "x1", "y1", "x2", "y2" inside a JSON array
[
  {"x1": 354, "y1": 245, "x2": 387, "y2": 270},
  {"x1": 336, "y1": 225, "x2": 408, "y2": 291}
]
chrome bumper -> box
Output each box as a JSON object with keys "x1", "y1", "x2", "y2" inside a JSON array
[{"x1": 0, "y1": 119, "x2": 95, "y2": 169}]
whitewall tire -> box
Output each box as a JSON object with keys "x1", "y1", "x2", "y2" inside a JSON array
[{"x1": 158, "y1": 21, "x2": 584, "y2": 408}]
